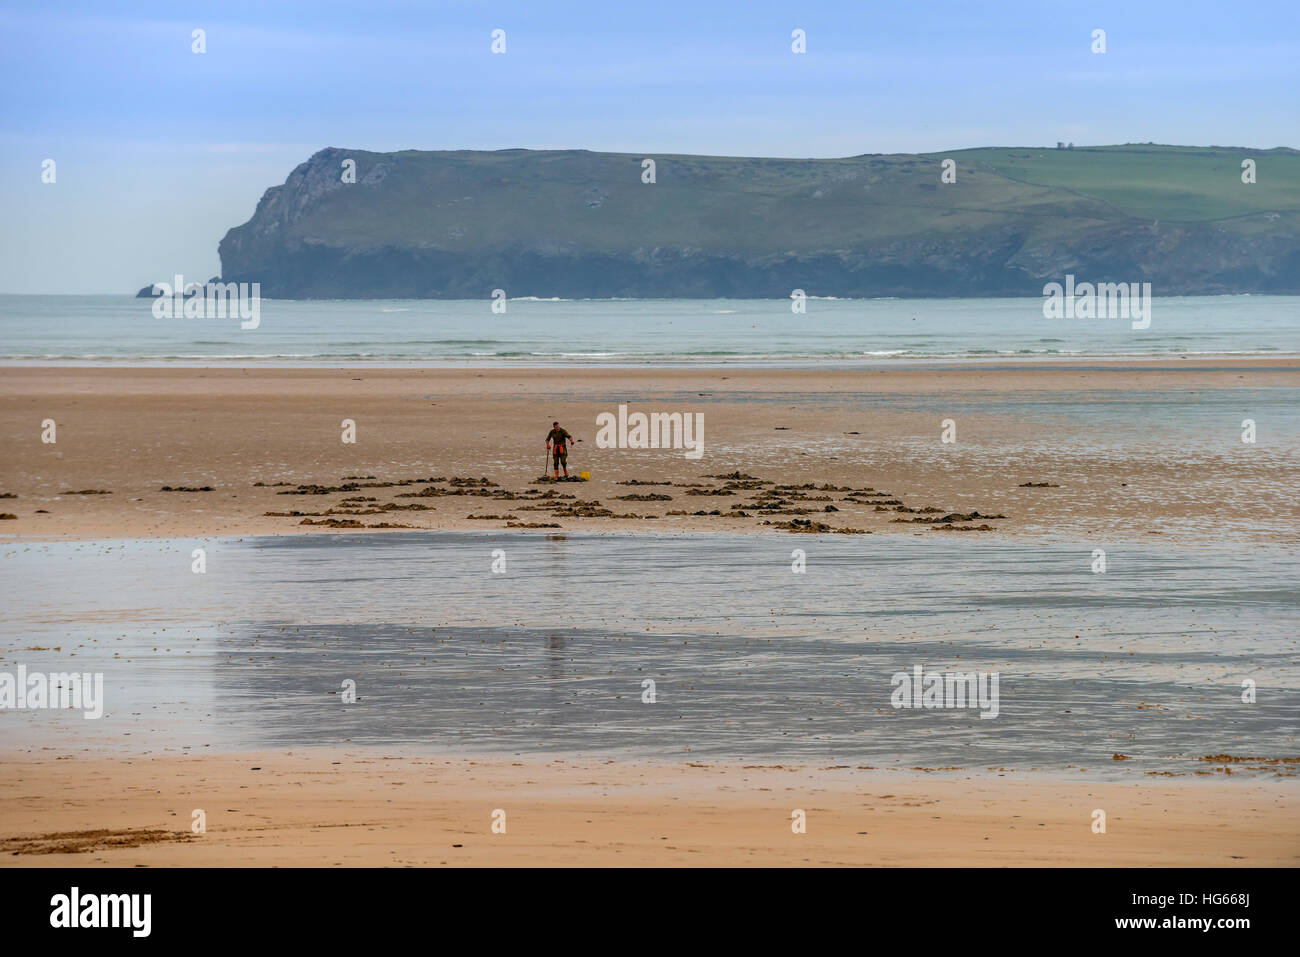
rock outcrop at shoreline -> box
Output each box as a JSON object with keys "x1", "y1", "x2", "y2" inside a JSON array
[{"x1": 199, "y1": 144, "x2": 1300, "y2": 299}]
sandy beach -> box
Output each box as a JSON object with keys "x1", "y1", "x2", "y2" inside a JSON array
[
  {"x1": 2, "y1": 360, "x2": 1297, "y2": 543},
  {"x1": 2, "y1": 359, "x2": 1297, "y2": 870},
  {"x1": 1, "y1": 750, "x2": 1294, "y2": 867}
]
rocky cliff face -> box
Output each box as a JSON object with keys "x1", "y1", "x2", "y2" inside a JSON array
[{"x1": 208, "y1": 146, "x2": 1300, "y2": 299}]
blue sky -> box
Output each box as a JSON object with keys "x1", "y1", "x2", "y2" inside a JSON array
[{"x1": 2, "y1": 0, "x2": 1296, "y2": 292}]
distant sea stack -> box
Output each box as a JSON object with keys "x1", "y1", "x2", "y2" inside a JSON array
[
  {"x1": 210, "y1": 145, "x2": 1300, "y2": 299},
  {"x1": 135, "y1": 278, "x2": 220, "y2": 297}
]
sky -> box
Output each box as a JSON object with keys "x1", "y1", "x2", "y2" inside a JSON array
[{"x1": 1, "y1": 0, "x2": 1296, "y2": 293}]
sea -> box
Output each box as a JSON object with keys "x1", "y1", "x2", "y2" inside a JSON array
[{"x1": 0, "y1": 294, "x2": 1296, "y2": 364}]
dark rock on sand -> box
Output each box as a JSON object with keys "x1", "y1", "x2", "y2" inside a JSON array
[
  {"x1": 552, "y1": 505, "x2": 615, "y2": 518},
  {"x1": 897, "y1": 511, "x2": 1008, "y2": 524},
  {"x1": 279, "y1": 484, "x2": 361, "y2": 495},
  {"x1": 763, "y1": 518, "x2": 867, "y2": 534}
]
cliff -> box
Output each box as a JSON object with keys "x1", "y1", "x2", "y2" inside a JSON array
[{"x1": 201, "y1": 144, "x2": 1300, "y2": 299}]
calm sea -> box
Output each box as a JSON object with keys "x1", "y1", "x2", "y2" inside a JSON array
[{"x1": 0, "y1": 294, "x2": 1296, "y2": 364}]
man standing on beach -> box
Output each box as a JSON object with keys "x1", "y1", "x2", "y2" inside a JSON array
[{"x1": 546, "y1": 421, "x2": 575, "y2": 480}]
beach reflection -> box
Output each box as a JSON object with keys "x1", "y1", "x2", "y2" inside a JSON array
[{"x1": 1, "y1": 532, "x2": 1296, "y2": 778}]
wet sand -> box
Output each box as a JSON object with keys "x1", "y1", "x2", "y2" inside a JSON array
[
  {"x1": 1, "y1": 361, "x2": 1297, "y2": 543},
  {"x1": 5, "y1": 533, "x2": 1296, "y2": 773},
  {"x1": 1, "y1": 750, "x2": 1294, "y2": 867}
]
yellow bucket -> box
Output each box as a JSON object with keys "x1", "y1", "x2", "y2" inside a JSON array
[{"x1": 579, "y1": 471, "x2": 591, "y2": 481}]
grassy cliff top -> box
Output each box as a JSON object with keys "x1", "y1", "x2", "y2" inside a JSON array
[{"x1": 257, "y1": 143, "x2": 1298, "y2": 253}]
